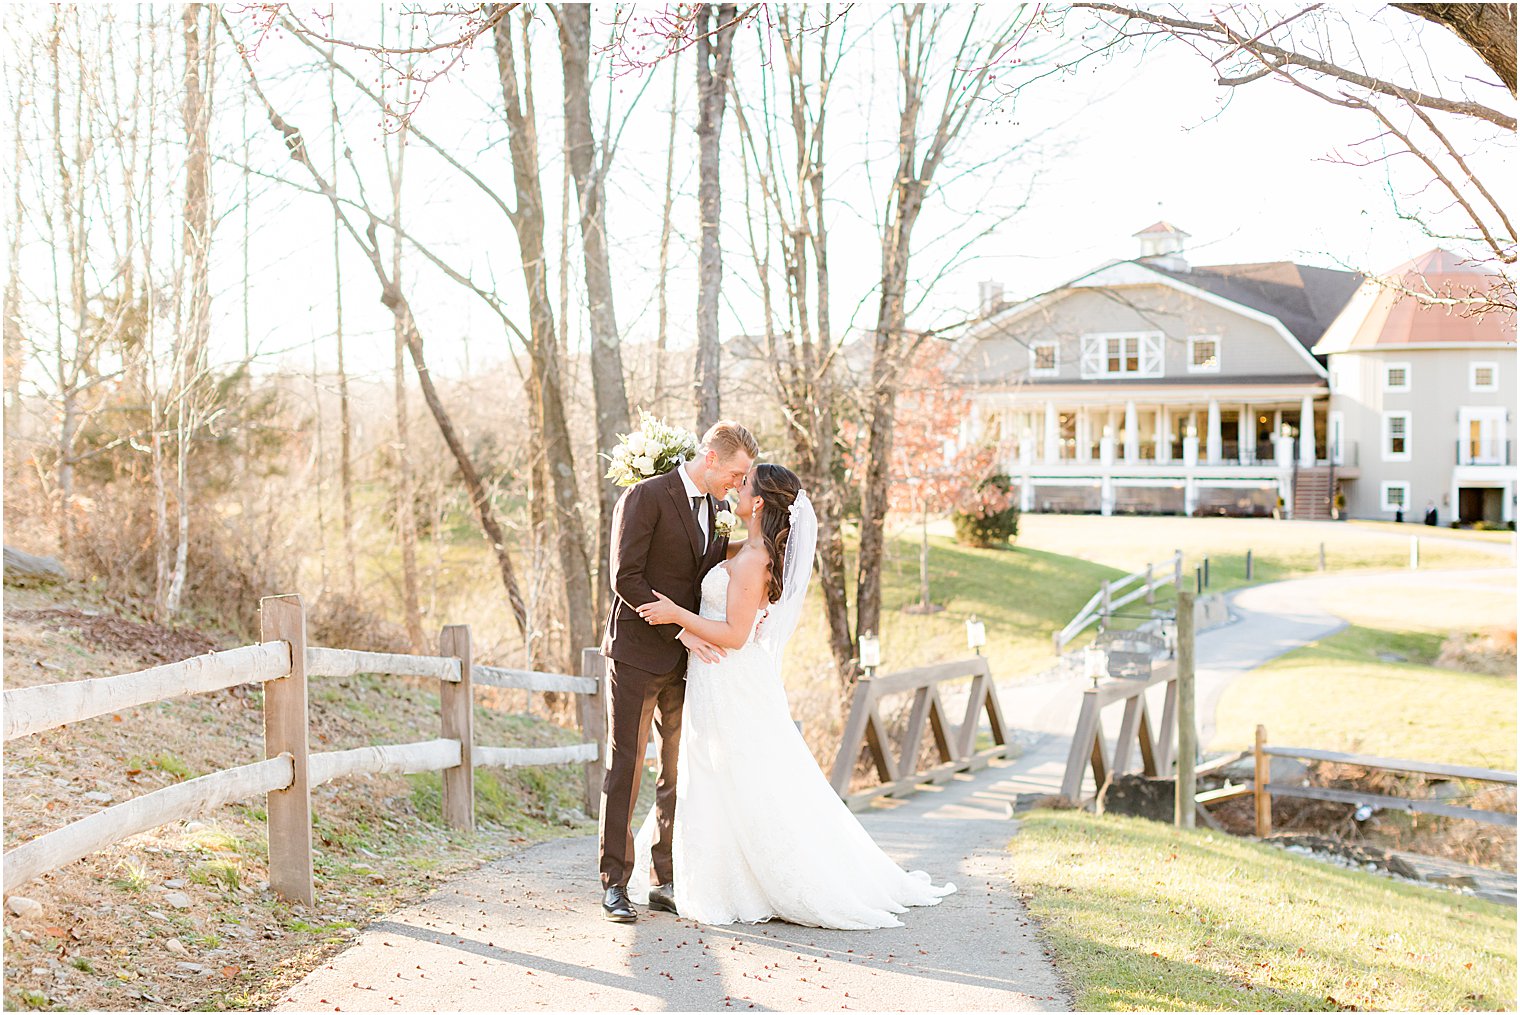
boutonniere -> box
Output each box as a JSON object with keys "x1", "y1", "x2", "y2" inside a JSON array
[{"x1": 713, "y1": 508, "x2": 741, "y2": 538}]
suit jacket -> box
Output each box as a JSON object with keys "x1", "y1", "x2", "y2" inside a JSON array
[{"x1": 601, "y1": 466, "x2": 730, "y2": 674}]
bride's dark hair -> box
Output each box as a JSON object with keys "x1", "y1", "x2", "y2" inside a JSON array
[{"x1": 752, "y1": 464, "x2": 801, "y2": 604}]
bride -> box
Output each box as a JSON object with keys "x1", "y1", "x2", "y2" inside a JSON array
[{"x1": 629, "y1": 463, "x2": 956, "y2": 929}]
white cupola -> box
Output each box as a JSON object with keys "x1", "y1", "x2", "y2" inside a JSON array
[{"x1": 1133, "y1": 221, "x2": 1190, "y2": 271}]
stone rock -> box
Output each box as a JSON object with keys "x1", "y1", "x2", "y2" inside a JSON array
[
  {"x1": 164, "y1": 892, "x2": 191, "y2": 910},
  {"x1": 3, "y1": 546, "x2": 69, "y2": 586},
  {"x1": 175, "y1": 962, "x2": 207, "y2": 974},
  {"x1": 83, "y1": 791, "x2": 114, "y2": 804},
  {"x1": 184, "y1": 821, "x2": 207, "y2": 833},
  {"x1": 163, "y1": 938, "x2": 188, "y2": 956},
  {"x1": 145, "y1": 910, "x2": 170, "y2": 923},
  {"x1": 162, "y1": 879, "x2": 186, "y2": 889},
  {"x1": 1097, "y1": 774, "x2": 1177, "y2": 823},
  {"x1": 6, "y1": 896, "x2": 43, "y2": 920}
]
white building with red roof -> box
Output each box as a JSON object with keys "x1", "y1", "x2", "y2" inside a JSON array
[{"x1": 1313, "y1": 250, "x2": 1516, "y2": 525}]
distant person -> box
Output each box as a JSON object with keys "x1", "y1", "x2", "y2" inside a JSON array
[
  {"x1": 1424, "y1": 500, "x2": 1438, "y2": 526},
  {"x1": 1395, "y1": 507, "x2": 1404, "y2": 523}
]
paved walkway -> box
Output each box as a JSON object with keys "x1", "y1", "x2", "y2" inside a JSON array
[{"x1": 275, "y1": 772, "x2": 1069, "y2": 1012}]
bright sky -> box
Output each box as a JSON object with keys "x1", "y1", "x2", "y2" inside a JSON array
[{"x1": 6, "y1": 3, "x2": 1515, "y2": 386}]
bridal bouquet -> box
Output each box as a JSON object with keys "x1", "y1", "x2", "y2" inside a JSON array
[{"x1": 605, "y1": 412, "x2": 699, "y2": 487}]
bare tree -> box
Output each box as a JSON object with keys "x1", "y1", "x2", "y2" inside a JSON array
[
  {"x1": 164, "y1": 2, "x2": 218, "y2": 615},
  {"x1": 654, "y1": 48, "x2": 681, "y2": 406},
  {"x1": 3, "y1": 63, "x2": 24, "y2": 449},
  {"x1": 225, "y1": 14, "x2": 537, "y2": 647},
  {"x1": 729, "y1": 5, "x2": 857, "y2": 688},
  {"x1": 1071, "y1": 3, "x2": 1516, "y2": 310},
  {"x1": 385, "y1": 17, "x2": 427, "y2": 652},
  {"x1": 489, "y1": 5, "x2": 597, "y2": 673},
  {"x1": 855, "y1": 6, "x2": 1031, "y2": 651},
  {"x1": 553, "y1": 3, "x2": 636, "y2": 628},
  {"x1": 692, "y1": 3, "x2": 739, "y2": 428}
]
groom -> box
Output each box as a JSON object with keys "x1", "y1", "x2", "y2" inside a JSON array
[{"x1": 598, "y1": 420, "x2": 759, "y2": 922}]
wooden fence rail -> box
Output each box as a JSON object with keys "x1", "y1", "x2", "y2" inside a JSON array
[
  {"x1": 1053, "y1": 551, "x2": 1183, "y2": 656},
  {"x1": 829, "y1": 656, "x2": 1012, "y2": 810},
  {"x1": 1250, "y1": 725, "x2": 1518, "y2": 836},
  {"x1": 1, "y1": 593, "x2": 609, "y2": 903}
]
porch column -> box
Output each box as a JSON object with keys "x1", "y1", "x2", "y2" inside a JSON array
[
  {"x1": 1123, "y1": 400, "x2": 1140, "y2": 465},
  {"x1": 1184, "y1": 476, "x2": 1198, "y2": 516},
  {"x1": 1099, "y1": 424, "x2": 1116, "y2": 466},
  {"x1": 1043, "y1": 401, "x2": 1059, "y2": 464},
  {"x1": 1206, "y1": 399, "x2": 1222, "y2": 465},
  {"x1": 1155, "y1": 406, "x2": 1170, "y2": 464},
  {"x1": 1076, "y1": 409, "x2": 1092, "y2": 464},
  {"x1": 1300, "y1": 395, "x2": 1316, "y2": 466},
  {"x1": 1100, "y1": 475, "x2": 1115, "y2": 516},
  {"x1": 1237, "y1": 404, "x2": 1250, "y2": 464}
]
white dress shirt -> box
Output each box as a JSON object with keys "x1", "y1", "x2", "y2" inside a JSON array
[{"x1": 677, "y1": 462, "x2": 709, "y2": 549}]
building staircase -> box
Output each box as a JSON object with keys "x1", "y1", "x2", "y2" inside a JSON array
[{"x1": 1293, "y1": 466, "x2": 1335, "y2": 520}]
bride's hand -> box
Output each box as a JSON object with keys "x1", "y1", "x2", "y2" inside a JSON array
[{"x1": 635, "y1": 591, "x2": 684, "y2": 626}]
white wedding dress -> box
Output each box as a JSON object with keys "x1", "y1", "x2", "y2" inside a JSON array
[{"x1": 629, "y1": 560, "x2": 956, "y2": 929}]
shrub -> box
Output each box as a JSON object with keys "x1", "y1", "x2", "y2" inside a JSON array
[{"x1": 952, "y1": 474, "x2": 1019, "y2": 548}]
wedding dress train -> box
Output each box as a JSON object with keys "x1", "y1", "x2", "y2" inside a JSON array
[{"x1": 630, "y1": 562, "x2": 956, "y2": 929}]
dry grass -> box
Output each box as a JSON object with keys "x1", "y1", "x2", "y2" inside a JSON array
[{"x1": 2, "y1": 585, "x2": 591, "y2": 1012}]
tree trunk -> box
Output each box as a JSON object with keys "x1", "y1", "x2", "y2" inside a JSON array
[
  {"x1": 556, "y1": 4, "x2": 633, "y2": 631},
  {"x1": 386, "y1": 26, "x2": 426, "y2": 654},
  {"x1": 166, "y1": 3, "x2": 215, "y2": 615},
  {"x1": 692, "y1": 3, "x2": 737, "y2": 430},
  {"x1": 491, "y1": 8, "x2": 597, "y2": 675},
  {"x1": 4, "y1": 75, "x2": 23, "y2": 449},
  {"x1": 655, "y1": 49, "x2": 680, "y2": 408},
  {"x1": 329, "y1": 22, "x2": 358, "y2": 598},
  {"x1": 1392, "y1": 3, "x2": 1516, "y2": 96}
]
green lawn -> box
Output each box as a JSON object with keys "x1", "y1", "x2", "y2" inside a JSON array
[
  {"x1": 1010, "y1": 810, "x2": 1516, "y2": 1012},
  {"x1": 1212, "y1": 625, "x2": 1517, "y2": 769},
  {"x1": 782, "y1": 532, "x2": 1126, "y2": 686}
]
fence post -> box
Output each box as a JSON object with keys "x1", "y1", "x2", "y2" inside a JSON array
[
  {"x1": 1145, "y1": 563, "x2": 1155, "y2": 605},
  {"x1": 1194, "y1": 566, "x2": 1203, "y2": 595},
  {"x1": 1410, "y1": 536, "x2": 1419, "y2": 570},
  {"x1": 1245, "y1": 548, "x2": 1254, "y2": 581},
  {"x1": 1173, "y1": 549, "x2": 1183, "y2": 590},
  {"x1": 439, "y1": 625, "x2": 474, "y2": 832},
  {"x1": 1318, "y1": 541, "x2": 1326, "y2": 572},
  {"x1": 1254, "y1": 724, "x2": 1272, "y2": 838},
  {"x1": 260, "y1": 594, "x2": 314, "y2": 906},
  {"x1": 579, "y1": 648, "x2": 608, "y2": 819},
  {"x1": 1100, "y1": 581, "x2": 1112, "y2": 626},
  {"x1": 1174, "y1": 589, "x2": 1196, "y2": 829},
  {"x1": 1202, "y1": 555, "x2": 1210, "y2": 587}
]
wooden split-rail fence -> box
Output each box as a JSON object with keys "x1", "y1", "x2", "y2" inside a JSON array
[
  {"x1": 828, "y1": 656, "x2": 1013, "y2": 810},
  {"x1": 1052, "y1": 550, "x2": 1183, "y2": 656},
  {"x1": 2, "y1": 594, "x2": 610, "y2": 904}
]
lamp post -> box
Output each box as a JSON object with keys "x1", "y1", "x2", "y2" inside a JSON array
[
  {"x1": 965, "y1": 616, "x2": 986, "y2": 656},
  {"x1": 858, "y1": 632, "x2": 881, "y2": 680}
]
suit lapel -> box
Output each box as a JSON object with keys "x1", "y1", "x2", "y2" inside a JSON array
[{"x1": 664, "y1": 468, "x2": 706, "y2": 561}]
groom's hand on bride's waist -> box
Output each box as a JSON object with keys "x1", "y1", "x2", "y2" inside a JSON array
[{"x1": 677, "y1": 629, "x2": 726, "y2": 664}]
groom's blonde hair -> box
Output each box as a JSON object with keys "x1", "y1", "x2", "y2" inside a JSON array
[{"x1": 701, "y1": 420, "x2": 760, "y2": 462}]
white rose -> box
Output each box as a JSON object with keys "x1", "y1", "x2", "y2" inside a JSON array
[
  {"x1": 715, "y1": 509, "x2": 739, "y2": 534},
  {"x1": 626, "y1": 433, "x2": 648, "y2": 456},
  {"x1": 634, "y1": 455, "x2": 656, "y2": 475},
  {"x1": 611, "y1": 444, "x2": 628, "y2": 459}
]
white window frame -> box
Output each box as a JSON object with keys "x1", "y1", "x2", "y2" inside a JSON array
[
  {"x1": 1470, "y1": 361, "x2": 1499, "y2": 392},
  {"x1": 1187, "y1": 335, "x2": 1220, "y2": 374},
  {"x1": 1329, "y1": 411, "x2": 1345, "y2": 466},
  {"x1": 1383, "y1": 362, "x2": 1411, "y2": 393},
  {"x1": 1380, "y1": 481, "x2": 1410, "y2": 513},
  {"x1": 1079, "y1": 331, "x2": 1165, "y2": 380},
  {"x1": 1458, "y1": 406, "x2": 1507, "y2": 465},
  {"x1": 1382, "y1": 410, "x2": 1412, "y2": 462},
  {"x1": 1030, "y1": 341, "x2": 1059, "y2": 378}
]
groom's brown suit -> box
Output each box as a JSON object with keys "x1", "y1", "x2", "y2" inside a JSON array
[{"x1": 599, "y1": 466, "x2": 728, "y2": 890}]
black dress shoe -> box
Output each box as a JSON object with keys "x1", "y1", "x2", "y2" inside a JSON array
[
  {"x1": 602, "y1": 885, "x2": 637, "y2": 923},
  {"x1": 647, "y1": 882, "x2": 678, "y2": 914}
]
